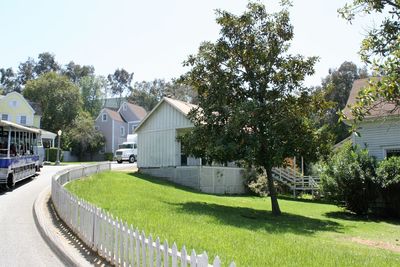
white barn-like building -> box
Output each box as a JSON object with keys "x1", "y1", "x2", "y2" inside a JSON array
[
  {"x1": 135, "y1": 97, "x2": 245, "y2": 194},
  {"x1": 343, "y1": 78, "x2": 400, "y2": 160}
]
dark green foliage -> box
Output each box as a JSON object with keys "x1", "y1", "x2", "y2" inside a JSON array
[
  {"x1": 68, "y1": 111, "x2": 105, "y2": 161},
  {"x1": 320, "y1": 142, "x2": 378, "y2": 215},
  {"x1": 107, "y1": 69, "x2": 133, "y2": 107},
  {"x1": 45, "y1": 147, "x2": 64, "y2": 162},
  {"x1": 0, "y1": 67, "x2": 18, "y2": 93},
  {"x1": 243, "y1": 168, "x2": 268, "y2": 196},
  {"x1": 129, "y1": 79, "x2": 197, "y2": 111},
  {"x1": 23, "y1": 72, "x2": 82, "y2": 133},
  {"x1": 376, "y1": 156, "x2": 400, "y2": 217},
  {"x1": 339, "y1": 0, "x2": 400, "y2": 119},
  {"x1": 317, "y1": 61, "x2": 369, "y2": 143},
  {"x1": 62, "y1": 61, "x2": 95, "y2": 84},
  {"x1": 79, "y1": 76, "x2": 106, "y2": 118},
  {"x1": 104, "y1": 153, "x2": 114, "y2": 161},
  {"x1": 180, "y1": 2, "x2": 331, "y2": 215}
]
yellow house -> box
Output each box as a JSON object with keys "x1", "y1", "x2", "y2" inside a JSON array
[{"x1": 0, "y1": 92, "x2": 41, "y2": 128}]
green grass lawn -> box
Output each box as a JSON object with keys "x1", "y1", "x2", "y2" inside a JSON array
[{"x1": 65, "y1": 171, "x2": 400, "y2": 266}]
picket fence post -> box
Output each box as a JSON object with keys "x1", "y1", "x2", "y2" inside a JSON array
[{"x1": 51, "y1": 163, "x2": 236, "y2": 267}]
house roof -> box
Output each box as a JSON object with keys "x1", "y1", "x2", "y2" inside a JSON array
[
  {"x1": 123, "y1": 102, "x2": 147, "y2": 120},
  {"x1": 343, "y1": 78, "x2": 400, "y2": 121},
  {"x1": 164, "y1": 97, "x2": 198, "y2": 116},
  {"x1": 28, "y1": 101, "x2": 42, "y2": 115},
  {"x1": 104, "y1": 108, "x2": 125, "y2": 122},
  {"x1": 134, "y1": 97, "x2": 197, "y2": 133}
]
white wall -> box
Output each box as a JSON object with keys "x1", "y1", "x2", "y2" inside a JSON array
[
  {"x1": 137, "y1": 101, "x2": 193, "y2": 168},
  {"x1": 141, "y1": 166, "x2": 245, "y2": 194},
  {"x1": 353, "y1": 118, "x2": 400, "y2": 161}
]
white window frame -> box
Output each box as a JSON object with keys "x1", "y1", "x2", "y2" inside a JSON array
[
  {"x1": 102, "y1": 113, "x2": 107, "y2": 122},
  {"x1": 1, "y1": 114, "x2": 8, "y2": 120},
  {"x1": 120, "y1": 126, "x2": 125, "y2": 137},
  {"x1": 20, "y1": 115, "x2": 27, "y2": 125},
  {"x1": 9, "y1": 100, "x2": 17, "y2": 108},
  {"x1": 383, "y1": 146, "x2": 400, "y2": 158}
]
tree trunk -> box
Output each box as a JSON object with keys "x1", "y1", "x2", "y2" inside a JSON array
[{"x1": 265, "y1": 166, "x2": 282, "y2": 215}]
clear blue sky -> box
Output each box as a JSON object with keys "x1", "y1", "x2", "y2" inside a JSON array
[{"x1": 0, "y1": 0, "x2": 382, "y2": 87}]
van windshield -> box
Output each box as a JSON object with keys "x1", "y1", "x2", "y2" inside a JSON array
[{"x1": 119, "y1": 144, "x2": 133, "y2": 149}]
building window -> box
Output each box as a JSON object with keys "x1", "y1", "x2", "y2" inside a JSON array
[
  {"x1": 9, "y1": 100, "x2": 17, "y2": 108},
  {"x1": 386, "y1": 148, "x2": 400, "y2": 158},
  {"x1": 120, "y1": 126, "x2": 125, "y2": 137},
  {"x1": 20, "y1": 116, "x2": 27, "y2": 125},
  {"x1": 1, "y1": 114, "x2": 8, "y2": 120},
  {"x1": 102, "y1": 113, "x2": 107, "y2": 121}
]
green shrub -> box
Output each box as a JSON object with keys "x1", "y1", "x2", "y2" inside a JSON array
[
  {"x1": 45, "y1": 148, "x2": 64, "y2": 162},
  {"x1": 376, "y1": 156, "x2": 400, "y2": 218},
  {"x1": 320, "y1": 142, "x2": 378, "y2": 215},
  {"x1": 243, "y1": 167, "x2": 268, "y2": 196},
  {"x1": 104, "y1": 152, "x2": 114, "y2": 161}
]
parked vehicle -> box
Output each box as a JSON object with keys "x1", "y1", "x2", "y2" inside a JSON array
[
  {"x1": 0, "y1": 120, "x2": 42, "y2": 189},
  {"x1": 115, "y1": 134, "x2": 137, "y2": 164}
]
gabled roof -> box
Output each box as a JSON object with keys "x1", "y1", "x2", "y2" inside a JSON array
[
  {"x1": 343, "y1": 78, "x2": 400, "y2": 121},
  {"x1": 28, "y1": 101, "x2": 42, "y2": 116},
  {"x1": 95, "y1": 108, "x2": 125, "y2": 123},
  {"x1": 134, "y1": 97, "x2": 197, "y2": 133},
  {"x1": 118, "y1": 101, "x2": 147, "y2": 120},
  {"x1": 0, "y1": 91, "x2": 35, "y2": 114}
]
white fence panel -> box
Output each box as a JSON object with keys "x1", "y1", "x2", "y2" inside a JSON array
[{"x1": 51, "y1": 162, "x2": 233, "y2": 267}]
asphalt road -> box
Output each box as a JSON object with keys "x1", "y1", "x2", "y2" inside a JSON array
[
  {"x1": 0, "y1": 161, "x2": 136, "y2": 267},
  {"x1": 0, "y1": 165, "x2": 69, "y2": 267}
]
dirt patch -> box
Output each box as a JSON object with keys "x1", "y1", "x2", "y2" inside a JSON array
[{"x1": 349, "y1": 237, "x2": 400, "y2": 253}]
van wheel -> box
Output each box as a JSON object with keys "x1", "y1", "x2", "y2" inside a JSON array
[
  {"x1": 7, "y1": 174, "x2": 15, "y2": 189},
  {"x1": 117, "y1": 160, "x2": 122, "y2": 164},
  {"x1": 129, "y1": 156, "x2": 135, "y2": 163}
]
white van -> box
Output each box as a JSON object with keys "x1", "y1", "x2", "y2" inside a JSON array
[{"x1": 115, "y1": 134, "x2": 137, "y2": 163}]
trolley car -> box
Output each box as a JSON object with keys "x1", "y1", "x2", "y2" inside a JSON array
[{"x1": 0, "y1": 120, "x2": 41, "y2": 189}]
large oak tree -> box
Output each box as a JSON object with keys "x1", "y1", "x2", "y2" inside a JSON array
[{"x1": 179, "y1": 2, "x2": 330, "y2": 215}]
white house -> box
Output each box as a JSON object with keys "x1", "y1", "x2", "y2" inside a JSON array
[
  {"x1": 343, "y1": 78, "x2": 400, "y2": 160},
  {"x1": 134, "y1": 97, "x2": 245, "y2": 194}
]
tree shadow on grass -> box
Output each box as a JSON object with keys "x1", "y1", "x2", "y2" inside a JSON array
[
  {"x1": 170, "y1": 201, "x2": 343, "y2": 235},
  {"x1": 325, "y1": 211, "x2": 400, "y2": 225}
]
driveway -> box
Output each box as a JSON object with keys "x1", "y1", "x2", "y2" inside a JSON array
[{"x1": 0, "y1": 165, "x2": 70, "y2": 266}]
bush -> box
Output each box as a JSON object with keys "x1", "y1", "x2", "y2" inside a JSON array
[
  {"x1": 243, "y1": 167, "x2": 268, "y2": 196},
  {"x1": 45, "y1": 148, "x2": 64, "y2": 162},
  {"x1": 320, "y1": 142, "x2": 378, "y2": 215},
  {"x1": 376, "y1": 156, "x2": 400, "y2": 218},
  {"x1": 104, "y1": 152, "x2": 114, "y2": 161}
]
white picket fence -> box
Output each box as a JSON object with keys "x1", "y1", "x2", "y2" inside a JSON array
[{"x1": 51, "y1": 163, "x2": 235, "y2": 267}]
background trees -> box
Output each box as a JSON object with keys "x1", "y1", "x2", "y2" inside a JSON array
[
  {"x1": 129, "y1": 78, "x2": 197, "y2": 111},
  {"x1": 23, "y1": 72, "x2": 82, "y2": 134},
  {"x1": 179, "y1": 2, "x2": 330, "y2": 215},
  {"x1": 317, "y1": 61, "x2": 368, "y2": 143}
]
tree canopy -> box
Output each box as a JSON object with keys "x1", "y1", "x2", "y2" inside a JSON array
[
  {"x1": 179, "y1": 2, "x2": 330, "y2": 215},
  {"x1": 339, "y1": 0, "x2": 400, "y2": 120},
  {"x1": 317, "y1": 61, "x2": 368, "y2": 143},
  {"x1": 23, "y1": 72, "x2": 82, "y2": 133}
]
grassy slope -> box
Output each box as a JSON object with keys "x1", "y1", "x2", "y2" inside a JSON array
[{"x1": 65, "y1": 171, "x2": 400, "y2": 266}]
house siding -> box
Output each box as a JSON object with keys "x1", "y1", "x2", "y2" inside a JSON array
[
  {"x1": 136, "y1": 101, "x2": 193, "y2": 168},
  {"x1": 0, "y1": 92, "x2": 38, "y2": 127},
  {"x1": 353, "y1": 118, "x2": 400, "y2": 161}
]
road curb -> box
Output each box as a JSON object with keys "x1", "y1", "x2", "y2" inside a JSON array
[{"x1": 33, "y1": 186, "x2": 81, "y2": 267}]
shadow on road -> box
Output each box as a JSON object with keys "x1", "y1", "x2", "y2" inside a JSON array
[{"x1": 46, "y1": 198, "x2": 112, "y2": 266}]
